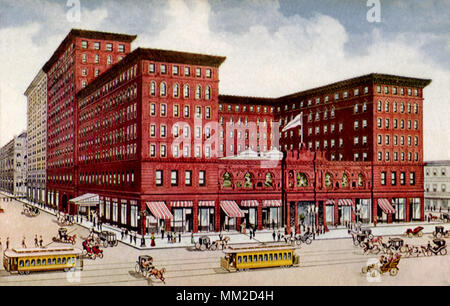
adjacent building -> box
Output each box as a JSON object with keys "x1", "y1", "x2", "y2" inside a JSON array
[
  {"x1": 424, "y1": 160, "x2": 450, "y2": 211},
  {"x1": 0, "y1": 132, "x2": 28, "y2": 197},
  {"x1": 24, "y1": 69, "x2": 47, "y2": 204}
]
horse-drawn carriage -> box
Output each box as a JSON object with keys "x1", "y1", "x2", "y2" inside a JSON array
[
  {"x1": 380, "y1": 237, "x2": 408, "y2": 254},
  {"x1": 362, "y1": 254, "x2": 402, "y2": 277},
  {"x1": 52, "y1": 228, "x2": 76, "y2": 244},
  {"x1": 98, "y1": 231, "x2": 118, "y2": 248},
  {"x1": 135, "y1": 255, "x2": 166, "y2": 284},
  {"x1": 433, "y1": 226, "x2": 449, "y2": 238},
  {"x1": 195, "y1": 235, "x2": 230, "y2": 251},
  {"x1": 82, "y1": 239, "x2": 103, "y2": 259},
  {"x1": 22, "y1": 204, "x2": 39, "y2": 217},
  {"x1": 405, "y1": 226, "x2": 424, "y2": 238},
  {"x1": 422, "y1": 239, "x2": 447, "y2": 256},
  {"x1": 56, "y1": 214, "x2": 74, "y2": 226},
  {"x1": 440, "y1": 213, "x2": 450, "y2": 223},
  {"x1": 350, "y1": 228, "x2": 374, "y2": 247}
]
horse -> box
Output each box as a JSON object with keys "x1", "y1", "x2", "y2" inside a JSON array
[
  {"x1": 370, "y1": 236, "x2": 383, "y2": 244},
  {"x1": 148, "y1": 267, "x2": 166, "y2": 284}
]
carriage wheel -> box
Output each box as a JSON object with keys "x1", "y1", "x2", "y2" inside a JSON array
[
  {"x1": 103, "y1": 241, "x2": 108, "y2": 248},
  {"x1": 362, "y1": 266, "x2": 368, "y2": 274},
  {"x1": 436, "y1": 233, "x2": 442, "y2": 239},
  {"x1": 400, "y1": 246, "x2": 408, "y2": 253},
  {"x1": 210, "y1": 244, "x2": 217, "y2": 251},
  {"x1": 426, "y1": 250, "x2": 433, "y2": 257},
  {"x1": 369, "y1": 269, "x2": 379, "y2": 279},
  {"x1": 195, "y1": 242, "x2": 201, "y2": 250},
  {"x1": 368, "y1": 234, "x2": 374, "y2": 240},
  {"x1": 296, "y1": 239, "x2": 302, "y2": 246},
  {"x1": 389, "y1": 268, "x2": 398, "y2": 276},
  {"x1": 25, "y1": 271, "x2": 30, "y2": 275},
  {"x1": 440, "y1": 249, "x2": 447, "y2": 256},
  {"x1": 114, "y1": 240, "x2": 118, "y2": 247},
  {"x1": 408, "y1": 233, "x2": 413, "y2": 238},
  {"x1": 306, "y1": 238, "x2": 312, "y2": 245},
  {"x1": 135, "y1": 264, "x2": 141, "y2": 274},
  {"x1": 91, "y1": 254, "x2": 96, "y2": 260},
  {"x1": 98, "y1": 252, "x2": 104, "y2": 259},
  {"x1": 200, "y1": 244, "x2": 206, "y2": 251},
  {"x1": 418, "y1": 231, "x2": 423, "y2": 237}
]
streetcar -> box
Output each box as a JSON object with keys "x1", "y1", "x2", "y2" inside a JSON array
[
  {"x1": 3, "y1": 246, "x2": 83, "y2": 275},
  {"x1": 221, "y1": 243, "x2": 300, "y2": 272}
]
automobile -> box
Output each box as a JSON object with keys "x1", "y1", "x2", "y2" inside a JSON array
[
  {"x1": 195, "y1": 236, "x2": 220, "y2": 251},
  {"x1": 405, "y1": 226, "x2": 424, "y2": 238},
  {"x1": 422, "y1": 239, "x2": 447, "y2": 256},
  {"x1": 135, "y1": 255, "x2": 154, "y2": 277},
  {"x1": 52, "y1": 227, "x2": 76, "y2": 244},
  {"x1": 432, "y1": 226, "x2": 449, "y2": 238},
  {"x1": 362, "y1": 254, "x2": 402, "y2": 277}
]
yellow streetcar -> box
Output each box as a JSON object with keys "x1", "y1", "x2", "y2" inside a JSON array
[
  {"x1": 221, "y1": 243, "x2": 300, "y2": 272},
  {"x1": 3, "y1": 246, "x2": 83, "y2": 275}
]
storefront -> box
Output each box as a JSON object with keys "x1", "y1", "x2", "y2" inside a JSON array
[
  {"x1": 240, "y1": 200, "x2": 258, "y2": 229},
  {"x1": 146, "y1": 201, "x2": 173, "y2": 233},
  {"x1": 409, "y1": 198, "x2": 421, "y2": 221},
  {"x1": 170, "y1": 201, "x2": 193, "y2": 233},
  {"x1": 377, "y1": 198, "x2": 396, "y2": 223},
  {"x1": 198, "y1": 201, "x2": 215, "y2": 232},
  {"x1": 262, "y1": 200, "x2": 282, "y2": 229},
  {"x1": 338, "y1": 199, "x2": 353, "y2": 225},
  {"x1": 220, "y1": 200, "x2": 244, "y2": 231},
  {"x1": 325, "y1": 200, "x2": 334, "y2": 225},
  {"x1": 297, "y1": 201, "x2": 315, "y2": 228},
  {"x1": 392, "y1": 198, "x2": 406, "y2": 222},
  {"x1": 357, "y1": 199, "x2": 371, "y2": 224}
]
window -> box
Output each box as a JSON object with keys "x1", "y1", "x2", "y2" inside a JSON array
[
  {"x1": 81, "y1": 40, "x2": 88, "y2": 48},
  {"x1": 94, "y1": 54, "x2": 99, "y2": 64},
  {"x1": 173, "y1": 65, "x2": 179, "y2": 75},
  {"x1": 173, "y1": 104, "x2": 179, "y2": 117},
  {"x1": 160, "y1": 125, "x2": 167, "y2": 138},
  {"x1": 107, "y1": 55, "x2": 112, "y2": 65},
  {"x1": 160, "y1": 64, "x2": 167, "y2": 74},
  {"x1": 377, "y1": 100, "x2": 382, "y2": 111},
  {"x1": 160, "y1": 144, "x2": 167, "y2": 157},
  {"x1": 410, "y1": 172, "x2": 415, "y2": 185},
  {"x1": 205, "y1": 107, "x2": 211, "y2": 119},
  {"x1": 391, "y1": 172, "x2": 397, "y2": 185},
  {"x1": 118, "y1": 44, "x2": 125, "y2": 52},
  {"x1": 160, "y1": 82, "x2": 167, "y2": 96},
  {"x1": 184, "y1": 67, "x2": 190, "y2": 76},
  {"x1": 185, "y1": 170, "x2": 192, "y2": 186},
  {"x1": 381, "y1": 172, "x2": 386, "y2": 185},
  {"x1": 195, "y1": 85, "x2": 201, "y2": 99},
  {"x1": 150, "y1": 144, "x2": 156, "y2": 157},
  {"x1": 199, "y1": 171, "x2": 206, "y2": 186},
  {"x1": 205, "y1": 86, "x2": 211, "y2": 100},
  {"x1": 196, "y1": 68, "x2": 201, "y2": 77},
  {"x1": 150, "y1": 124, "x2": 156, "y2": 137},
  {"x1": 206, "y1": 69, "x2": 212, "y2": 78},
  {"x1": 160, "y1": 104, "x2": 167, "y2": 116},
  {"x1": 156, "y1": 170, "x2": 163, "y2": 186},
  {"x1": 150, "y1": 82, "x2": 156, "y2": 96},
  {"x1": 184, "y1": 85, "x2": 190, "y2": 98},
  {"x1": 184, "y1": 105, "x2": 190, "y2": 118},
  {"x1": 150, "y1": 103, "x2": 156, "y2": 116},
  {"x1": 400, "y1": 172, "x2": 405, "y2": 185},
  {"x1": 82, "y1": 53, "x2": 87, "y2": 63},
  {"x1": 149, "y1": 63, "x2": 155, "y2": 73},
  {"x1": 171, "y1": 170, "x2": 178, "y2": 186}
]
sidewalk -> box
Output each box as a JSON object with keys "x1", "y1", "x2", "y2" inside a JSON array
[{"x1": 1, "y1": 191, "x2": 447, "y2": 250}]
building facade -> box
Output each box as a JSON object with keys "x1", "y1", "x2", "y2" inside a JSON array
[
  {"x1": 41, "y1": 28, "x2": 431, "y2": 235},
  {"x1": 0, "y1": 132, "x2": 28, "y2": 197},
  {"x1": 25, "y1": 69, "x2": 47, "y2": 204},
  {"x1": 424, "y1": 160, "x2": 450, "y2": 211}
]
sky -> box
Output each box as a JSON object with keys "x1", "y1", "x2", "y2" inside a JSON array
[{"x1": 0, "y1": 0, "x2": 449, "y2": 160}]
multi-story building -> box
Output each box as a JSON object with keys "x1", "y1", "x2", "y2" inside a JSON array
[
  {"x1": 42, "y1": 29, "x2": 137, "y2": 211},
  {"x1": 0, "y1": 132, "x2": 28, "y2": 197},
  {"x1": 24, "y1": 69, "x2": 47, "y2": 204},
  {"x1": 40, "y1": 28, "x2": 432, "y2": 235},
  {"x1": 424, "y1": 160, "x2": 450, "y2": 211}
]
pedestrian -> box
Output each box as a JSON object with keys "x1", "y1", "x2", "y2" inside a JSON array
[
  {"x1": 151, "y1": 232, "x2": 156, "y2": 247},
  {"x1": 6, "y1": 237, "x2": 9, "y2": 249},
  {"x1": 272, "y1": 230, "x2": 276, "y2": 241},
  {"x1": 219, "y1": 232, "x2": 223, "y2": 241},
  {"x1": 121, "y1": 229, "x2": 124, "y2": 240},
  {"x1": 125, "y1": 228, "x2": 129, "y2": 239},
  {"x1": 34, "y1": 235, "x2": 39, "y2": 248},
  {"x1": 191, "y1": 232, "x2": 195, "y2": 244},
  {"x1": 272, "y1": 219, "x2": 275, "y2": 230},
  {"x1": 130, "y1": 231, "x2": 133, "y2": 244},
  {"x1": 167, "y1": 232, "x2": 170, "y2": 243},
  {"x1": 178, "y1": 232, "x2": 181, "y2": 243},
  {"x1": 161, "y1": 227, "x2": 165, "y2": 240},
  {"x1": 22, "y1": 236, "x2": 27, "y2": 248},
  {"x1": 249, "y1": 230, "x2": 252, "y2": 240},
  {"x1": 374, "y1": 216, "x2": 377, "y2": 227},
  {"x1": 133, "y1": 232, "x2": 137, "y2": 245},
  {"x1": 253, "y1": 227, "x2": 256, "y2": 238},
  {"x1": 0, "y1": 237, "x2": 2, "y2": 252},
  {"x1": 277, "y1": 231, "x2": 281, "y2": 242},
  {"x1": 39, "y1": 235, "x2": 43, "y2": 248}
]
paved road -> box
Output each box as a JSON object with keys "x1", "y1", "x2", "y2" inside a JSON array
[{"x1": 0, "y1": 197, "x2": 449, "y2": 286}]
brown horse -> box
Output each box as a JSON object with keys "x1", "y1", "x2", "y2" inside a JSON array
[{"x1": 148, "y1": 267, "x2": 166, "y2": 284}]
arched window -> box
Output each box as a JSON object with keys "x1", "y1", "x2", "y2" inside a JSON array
[
  {"x1": 243, "y1": 172, "x2": 252, "y2": 188},
  {"x1": 160, "y1": 82, "x2": 167, "y2": 96},
  {"x1": 358, "y1": 174, "x2": 364, "y2": 187},
  {"x1": 195, "y1": 85, "x2": 201, "y2": 99},
  {"x1": 205, "y1": 86, "x2": 211, "y2": 100},
  {"x1": 183, "y1": 84, "x2": 190, "y2": 98},
  {"x1": 325, "y1": 173, "x2": 332, "y2": 188},
  {"x1": 385, "y1": 100, "x2": 389, "y2": 112},
  {"x1": 150, "y1": 81, "x2": 156, "y2": 96},
  {"x1": 264, "y1": 173, "x2": 273, "y2": 187},
  {"x1": 342, "y1": 173, "x2": 348, "y2": 187},
  {"x1": 173, "y1": 83, "x2": 179, "y2": 98},
  {"x1": 222, "y1": 172, "x2": 232, "y2": 187}
]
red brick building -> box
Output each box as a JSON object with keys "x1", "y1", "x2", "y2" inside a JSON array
[{"x1": 43, "y1": 29, "x2": 431, "y2": 235}]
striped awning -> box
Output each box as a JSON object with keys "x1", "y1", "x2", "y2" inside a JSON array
[
  {"x1": 240, "y1": 200, "x2": 259, "y2": 207},
  {"x1": 338, "y1": 199, "x2": 353, "y2": 206},
  {"x1": 170, "y1": 201, "x2": 193, "y2": 208},
  {"x1": 378, "y1": 198, "x2": 396, "y2": 214},
  {"x1": 262, "y1": 200, "x2": 282, "y2": 207},
  {"x1": 325, "y1": 199, "x2": 335, "y2": 205},
  {"x1": 146, "y1": 202, "x2": 173, "y2": 220},
  {"x1": 198, "y1": 200, "x2": 215, "y2": 207},
  {"x1": 220, "y1": 200, "x2": 245, "y2": 218},
  {"x1": 69, "y1": 193, "x2": 99, "y2": 207}
]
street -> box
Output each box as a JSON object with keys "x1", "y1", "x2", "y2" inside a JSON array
[{"x1": 0, "y1": 198, "x2": 449, "y2": 286}]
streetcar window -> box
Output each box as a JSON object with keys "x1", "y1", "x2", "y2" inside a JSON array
[
  {"x1": 19, "y1": 260, "x2": 24, "y2": 267},
  {"x1": 248, "y1": 256, "x2": 252, "y2": 263},
  {"x1": 269, "y1": 254, "x2": 273, "y2": 261},
  {"x1": 274, "y1": 254, "x2": 278, "y2": 261},
  {"x1": 72, "y1": 257, "x2": 76, "y2": 264},
  {"x1": 36, "y1": 259, "x2": 41, "y2": 266},
  {"x1": 62, "y1": 258, "x2": 66, "y2": 264},
  {"x1": 254, "y1": 255, "x2": 257, "y2": 262},
  {"x1": 48, "y1": 259, "x2": 52, "y2": 265},
  {"x1": 238, "y1": 256, "x2": 242, "y2": 264},
  {"x1": 279, "y1": 253, "x2": 283, "y2": 260},
  {"x1": 284, "y1": 253, "x2": 287, "y2": 260},
  {"x1": 52, "y1": 258, "x2": 56, "y2": 265},
  {"x1": 25, "y1": 260, "x2": 30, "y2": 267},
  {"x1": 41, "y1": 259, "x2": 45, "y2": 266},
  {"x1": 259, "y1": 255, "x2": 263, "y2": 262},
  {"x1": 57, "y1": 258, "x2": 61, "y2": 265},
  {"x1": 243, "y1": 256, "x2": 247, "y2": 263},
  {"x1": 288, "y1": 253, "x2": 292, "y2": 260},
  {"x1": 31, "y1": 259, "x2": 35, "y2": 266},
  {"x1": 264, "y1": 254, "x2": 268, "y2": 261}
]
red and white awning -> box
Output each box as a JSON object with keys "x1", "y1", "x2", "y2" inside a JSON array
[
  {"x1": 170, "y1": 201, "x2": 193, "y2": 208},
  {"x1": 338, "y1": 199, "x2": 353, "y2": 206},
  {"x1": 378, "y1": 198, "x2": 396, "y2": 214},
  {"x1": 220, "y1": 200, "x2": 245, "y2": 218},
  {"x1": 240, "y1": 200, "x2": 259, "y2": 207},
  {"x1": 146, "y1": 202, "x2": 173, "y2": 220},
  {"x1": 198, "y1": 200, "x2": 215, "y2": 207},
  {"x1": 325, "y1": 199, "x2": 335, "y2": 205},
  {"x1": 262, "y1": 200, "x2": 282, "y2": 207}
]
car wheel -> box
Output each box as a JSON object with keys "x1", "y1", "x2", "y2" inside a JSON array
[
  {"x1": 389, "y1": 268, "x2": 398, "y2": 276},
  {"x1": 436, "y1": 233, "x2": 442, "y2": 239},
  {"x1": 440, "y1": 249, "x2": 447, "y2": 256},
  {"x1": 418, "y1": 231, "x2": 423, "y2": 237}
]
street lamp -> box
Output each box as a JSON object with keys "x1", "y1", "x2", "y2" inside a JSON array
[{"x1": 139, "y1": 210, "x2": 148, "y2": 247}]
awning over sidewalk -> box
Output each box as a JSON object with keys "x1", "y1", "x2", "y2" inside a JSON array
[
  {"x1": 198, "y1": 200, "x2": 215, "y2": 207},
  {"x1": 220, "y1": 200, "x2": 245, "y2": 218},
  {"x1": 240, "y1": 200, "x2": 259, "y2": 207},
  {"x1": 262, "y1": 200, "x2": 282, "y2": 207},
  {"x1": 69, "y1": 193, "x2": 99, "y2": 207},
  {"x1": 325, "y1": 199, "x2": 335, "y2": 205},
  {"x1": 146, "y1": 201, "x2": 173, "y2": 220},
  {"x1": 338, "y1": 199, "x2": 353, "y2": 206},
  {"x1": 378, "y1": 198, "x2": 396, "y2": 214},
  {"x1": 170, "y1": 201, "x2": 193, "y2": 208}
]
